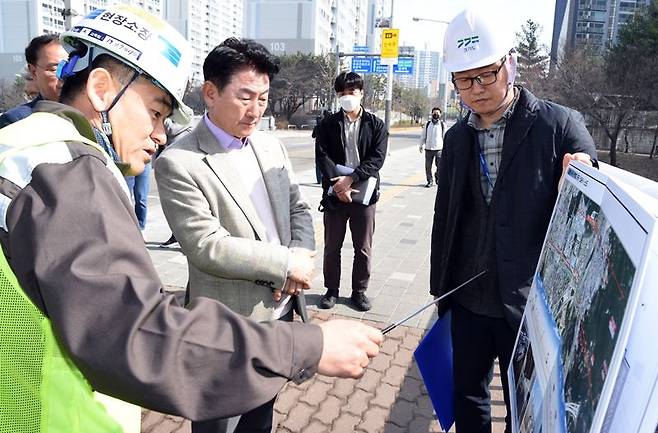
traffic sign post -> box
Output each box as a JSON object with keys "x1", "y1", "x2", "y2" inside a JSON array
[
  {"x1": 351, "y1": 45, "x2": 372, "y2": 73},
  {"x1": 352, "y1": 57, "x2": 373, "y2": 74},
  {"x1": 344, "y1": 39, "x2": 414, "y2": 76},
  {"x1": 394, "y1": 57, "x2": 414, "y2": 75},
  {"x1": 380, "y1": 28, "x2": 399, "y2": 66},
  {"x1": 372, "y1": 57, "x2": 414, "y2": 75}
]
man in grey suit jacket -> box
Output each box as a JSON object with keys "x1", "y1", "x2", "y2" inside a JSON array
[{"x1": 155, "y1": 38, "x2": 315, "y2": 433}]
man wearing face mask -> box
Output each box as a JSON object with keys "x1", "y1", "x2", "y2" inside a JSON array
[
  {"x1": 315, "y1": 71, "x2": 388, "y2": 311},
  {"x1": 419, "y1": 107, "x2": 445, "y2": 187}
]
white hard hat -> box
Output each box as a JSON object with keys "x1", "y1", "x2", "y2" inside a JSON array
[
  {"x1": 59, "y1": 4, "x2": 192, "y2": 124},
  {"x1": 442, "y1": 7, "x2": 515, "y2": 73}
]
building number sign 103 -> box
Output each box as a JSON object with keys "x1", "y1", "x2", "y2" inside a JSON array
[{"x1": 270, "y1": 42, "x2": 286, "y2": 53}]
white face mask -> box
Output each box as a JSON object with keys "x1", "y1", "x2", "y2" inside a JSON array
[{"x1": 339, "y1": 94, "x2": 361, "y2": 113}]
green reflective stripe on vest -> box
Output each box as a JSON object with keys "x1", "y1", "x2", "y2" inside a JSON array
[{"x1": 0, "y1": 250, "x2": 123, "y2": 432}]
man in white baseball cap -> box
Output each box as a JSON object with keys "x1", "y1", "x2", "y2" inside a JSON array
[{"x1": 429, "y1": 7, "x2": 596, "y2": 433}]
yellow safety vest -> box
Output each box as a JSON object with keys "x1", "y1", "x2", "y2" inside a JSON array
[{"x1": 0, "y1": 112, "x2": 138, "y2": 433}]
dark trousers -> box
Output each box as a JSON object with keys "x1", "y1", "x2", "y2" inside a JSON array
[
  {"x1": 424, "y1": 149, "x2": 441, "y2": 183},
  {"x1": 125, "y1": 161, "x2": 151, "y2": 230},
  {"x1": 323, "y1": 202, "x2": 376, "y2": 293},
  {"x1": 451, "y1": 303, "x2": 517, "y2": 433},
  {"x1": 191, "y1": 309, "x2": 293, "y2": 433},
  {"x1": 191, "y1": 398, "x2": 275, "y2": 433}
]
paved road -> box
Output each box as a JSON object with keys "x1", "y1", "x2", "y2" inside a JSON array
[
  {"x1": 283, "y1": 130, "x2": 422, "y2": 174},
  {"x1": 140, "y1": 128, "x2": 507, "y2": 433}
]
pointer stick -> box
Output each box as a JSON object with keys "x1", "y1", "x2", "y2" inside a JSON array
[{"x1": 381, "y1": 270, "x2": 487, "y2": 335}]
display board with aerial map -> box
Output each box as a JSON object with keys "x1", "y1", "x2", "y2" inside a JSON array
[{"x1": 508, "y1": 162, "x2": 658, "y2": 433}]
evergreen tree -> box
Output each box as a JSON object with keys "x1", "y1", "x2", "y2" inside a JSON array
[
  {"x1": 515, "y1": 19, "x2": 549, "y2": 95},
  {"x1": 607, "y1": 0, "x2": 658, "y2": 109}
]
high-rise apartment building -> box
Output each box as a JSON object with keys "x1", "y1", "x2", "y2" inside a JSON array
[
  {"x1": 244, "y1": 0, "x2": 368, "y2": 56},
  {"x1": 413, "y1": 49, "x2": 441, "y2": 94},
  {"x1": 165, "y1": 0, "x2": 244, "y2": 82},
  {"x1": 394, "y1": 48, "x2": 442, "y2": 96},
  {"x1": 365, "y1": 0, "x2": 384, "y2": 52},
  {"x1": 551, "y1": 0, "x2": 651, "y2": 65},
  {"x1": 0, "y1": 0, "x2": 163, "y2": 52},
  {"x1": 0, "y1": 0, "x2": 66, "y2": 54},
  {"x1": 0, "y1": 0, "x2": 164, "y2": 79},
  {"x1": 0, "y1": 0, "x2": 246, "y2": 82},
  {"x1": 87, "y1": 0, "x2": 162, "y2": 17}
]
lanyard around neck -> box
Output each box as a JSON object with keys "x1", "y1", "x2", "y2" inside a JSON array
[{"x1": 478, "y1": 147, "x2": 495, "y2": 190}]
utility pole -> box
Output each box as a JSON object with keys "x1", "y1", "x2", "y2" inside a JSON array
[
  {"x1": 62, "y1": 0, "x2": 73, "y2": 30},
  {"x1": 331, "y1": 0, "x2": 341, "y2": 113},
  {"x1": 440, "y1": 64, "x2": 449, "y2": 116},
  {"x1": 411, "y1": 17, "x2": 451, "y2": 118},
  {"x1": 61, "y1": 0, "x2": 81, "y2": 30},
  {"x1": 384, "y1": 0, "x2": 395, "y2": 133},
  {"x1": 334, "y1": 41, "x2": 341, "y2": 112}
]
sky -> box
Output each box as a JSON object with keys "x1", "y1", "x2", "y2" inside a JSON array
[{"x1": 391, "y1": 0, "x2": 557, "y2": 53}]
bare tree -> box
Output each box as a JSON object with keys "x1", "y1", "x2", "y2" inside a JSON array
[
  {"x1": 606, "y1": 0, "x2": 658, "y2": 158},
  {"x1": 401, "y1": 87, "x2": 430, "y2": 123},
  {"x1": 182, "y1": 81, "x2": 204, "y2": 115},
  {"x1": 362, "y1": 74, "x2": 386, "y2": 112},
  {"x1": 390, "y1": 83, "x2": 430, "y2": 123},
  {"x1": 314, "y1": 53, "x2": 336, "y2": 110},
  {"x1": 269, "y1": 53, "x2": 336, "y2": 121},
  {"x1": 0, "y1": 78, "x2": 28, "y2": 113},
  {"x1": 550, "y1": 47, "x2": 639, "y2": 166}
]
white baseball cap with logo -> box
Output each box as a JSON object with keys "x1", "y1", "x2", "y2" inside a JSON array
[
  {"x1": 58, "y1": 4, "x2": 192, "y2": 125},
  {"x1": 442, "y1": 7, "x2": 515, "y2": 74}
]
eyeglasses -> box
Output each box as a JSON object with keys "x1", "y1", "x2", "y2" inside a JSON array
[{"x1": 452, "y1": 57, "x2": 507, "y2": 91}]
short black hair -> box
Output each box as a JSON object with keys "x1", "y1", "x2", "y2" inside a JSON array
[
  {"x1": 334, "y1": 71, "x2": 364, "y2": 93},
  {"x1": 203, "y1": 38, "x2": 280, "y2": 91},
  {"x1": 25, "y1": 34, "x2": 60, "y2": 65},
  {"x1": 59, "y1": 54, "x2": 137, "y2": 105},
  {"x1": 431, "y1": 106, "x2": 441, "y2": 113}
]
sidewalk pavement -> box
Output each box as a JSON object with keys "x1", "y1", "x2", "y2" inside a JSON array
[{"x1": 140, "y1": 136, "x2": 507, "y2": 433}]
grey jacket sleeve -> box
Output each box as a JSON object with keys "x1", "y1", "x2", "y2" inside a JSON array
[
  {"x1": 153, "y1": 148, "x2": 291, "y2": 289},
  {"x1": 6, "y1": 155, "x2": 323, "y2": 421}
]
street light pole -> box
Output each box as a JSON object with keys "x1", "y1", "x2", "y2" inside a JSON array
[
  {"x1": 439, "y1": 57, "x2": 449, "y2": 117},
  {"x1": 61, "y1": 0, "x2": 82, "y2": 30},
  {"x1": 411, "y1": 17, "x2": 450, "y2": 24},
  {"x1": 333, "y1": 3, "x2": 341, "y2": 113},
  {"x1": 62, "y1": 0, "x2": 73, "y2": 30},
  {"x1": 334, "y1": 45, "x2": 340, "y2": 112},
  {"x1": 411, "y1": 17, "x2": 450, "y2": 117},
  {"x1": 384, "y1": 0, "x2": 395, "y2": 132}
]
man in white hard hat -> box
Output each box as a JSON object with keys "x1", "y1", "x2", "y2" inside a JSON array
[
  {"x1": 0, "y1": 5, "x2": 382, "y2": 432},
  {"x1": 429, "y1": 7, "x2": 596, "y2": 433}
]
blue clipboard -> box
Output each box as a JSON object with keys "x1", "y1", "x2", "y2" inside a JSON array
[{"x1": 413, "y1": 310, "x2": 454, "y2": 432}]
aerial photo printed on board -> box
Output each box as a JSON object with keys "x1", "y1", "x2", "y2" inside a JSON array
[{"x1": 513, "y1": 179, "x2": 636, "y2": 433}]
